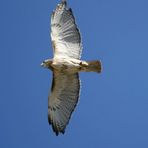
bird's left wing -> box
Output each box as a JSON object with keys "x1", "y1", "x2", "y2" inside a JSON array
[
  {"x1": 48, "y1": 71, "x2": 80, "y2": 135},
  {"x1": 51, "y1": 1, "x2": 82, "y2": 59}
]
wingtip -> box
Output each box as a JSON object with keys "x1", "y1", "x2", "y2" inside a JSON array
[
  {"x1": 53, "y1": 124, "x2": 66, "y2": 136},
  {"x1": 54, "y1": 131, "x2": 65, "y2": 136},
  {"x1": 54, "y1": 129, "x2": 65, "y2": 136},
  {"x1": 69, "y1": 8, "x2": 73, "y2": 13},
  {"x1": 55, "y1": 131, "x2": 59, "y2": 136},
  {"x1": 61, "y1": 0, "x2": 67, "y2": 6},
  {"x1": 53, "y1": 126, "x2": 65, "y2": 136},
  {"x1": 61, "y1": 0, "x2": 66, "y2": 3},
  {"x1": 48, "y1": 118, "x2": 64, "y2": 136}
]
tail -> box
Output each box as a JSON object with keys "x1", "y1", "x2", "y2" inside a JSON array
[{"x1": 81, "y1": 60, "x2": 102, "y2": 73}]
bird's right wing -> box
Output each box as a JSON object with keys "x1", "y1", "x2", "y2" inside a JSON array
[
  {"x1": 48, "y1": 71, "x2": 80, "y2": 135},
  {"x1": 51, "y1": 1, "x2": 82, "y2": 60}
]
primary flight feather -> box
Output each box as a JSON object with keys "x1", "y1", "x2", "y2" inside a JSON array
[{"x1": 41, "y1": 0, "x2": 102, "y2": 136}]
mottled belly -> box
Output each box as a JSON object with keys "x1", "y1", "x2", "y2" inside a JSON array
[{"x1": 51, "y1": 59, "x2": 81, "y2": 72}]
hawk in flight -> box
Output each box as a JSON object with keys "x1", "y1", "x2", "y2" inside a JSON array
[{"x1": 41, "y1": 0, "x2": 102, "y2": 136}]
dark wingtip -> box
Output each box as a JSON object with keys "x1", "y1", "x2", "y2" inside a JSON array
[
  {"x1": 61, "y1": 130, "x2": 65, "y2": 134},
  {"x1": 52, "y1": 124, "x2": 59, "y2": 136},
  {"x1": 48, "y1": 116, "x2": 52, "y2": 125},
  {"x1": 55, "y1": 131, "x2": 59, "y2": 136},
  {"x1": 48, "y1": 119, "x2": 66, "y2": 136},
  {"x1": 69, "y1": 8, "x2": 73, "y2": 13},
  {"x1": 53, "y1": 124, "x2": 66, "y2": 136},
  {"x1": 54, "y1": 129, "x2": 65, "y2": 136},
  {"x1": 61, "y1": 0, "x2": 67, "y2": 5}
]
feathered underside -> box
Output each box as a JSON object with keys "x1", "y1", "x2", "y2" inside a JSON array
[
  {"x1": 48, "y1": 71, "x2": 80, "y2": 135},
  {"x1": 43, "y1": 0, "x2": 102, "y2": 136},
  {"x1": 47, "y1": 0, "x2": 82, "y2": 136},
  {"x1": 51, "y1": 0, "x2": 82, "y2": 60}
]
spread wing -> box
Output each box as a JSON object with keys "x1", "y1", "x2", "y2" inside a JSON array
[
  {"x1": 48, "y1": 71, "x2": 80, "y2": 135},
  {"x1": 51, "y1": 1, "x2": 82, "y2": 59}
]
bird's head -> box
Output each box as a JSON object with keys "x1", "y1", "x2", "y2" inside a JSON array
[{"x1": 40, "y1": 59, "x2": 53, "y2": 69}]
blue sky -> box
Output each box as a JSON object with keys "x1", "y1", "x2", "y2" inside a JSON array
[{"x1": 1, "y1": 0, "x2": 148, "y2": 147}]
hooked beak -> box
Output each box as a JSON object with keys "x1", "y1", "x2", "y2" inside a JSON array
[{"x1": 40, "y1": 62, "x2": 44, "y2": 67}]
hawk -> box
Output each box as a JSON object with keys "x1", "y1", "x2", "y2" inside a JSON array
[{"x1": 41, "y1": 0, "x2": 102, "y2": 136}]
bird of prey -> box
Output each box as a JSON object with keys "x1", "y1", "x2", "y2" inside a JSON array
[{"x1": 41, "y1": 0, "x2": 102, "y2": 136}]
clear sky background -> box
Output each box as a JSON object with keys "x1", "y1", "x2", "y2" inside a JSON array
[{"x1": 0, "y1": 0, "x2": 148, "y2": 147}]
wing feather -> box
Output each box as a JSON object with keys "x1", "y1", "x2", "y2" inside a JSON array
[
  {"x1": 48, "y1": 71, "x2": 80, "y2": 135},
  {"x1": 51, "y1": 1, "x2": 82, "y2": 59}
]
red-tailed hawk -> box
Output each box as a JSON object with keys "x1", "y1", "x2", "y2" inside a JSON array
[{"x1": 41, "y1": 0, "x2": 102, "y2": 136}]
